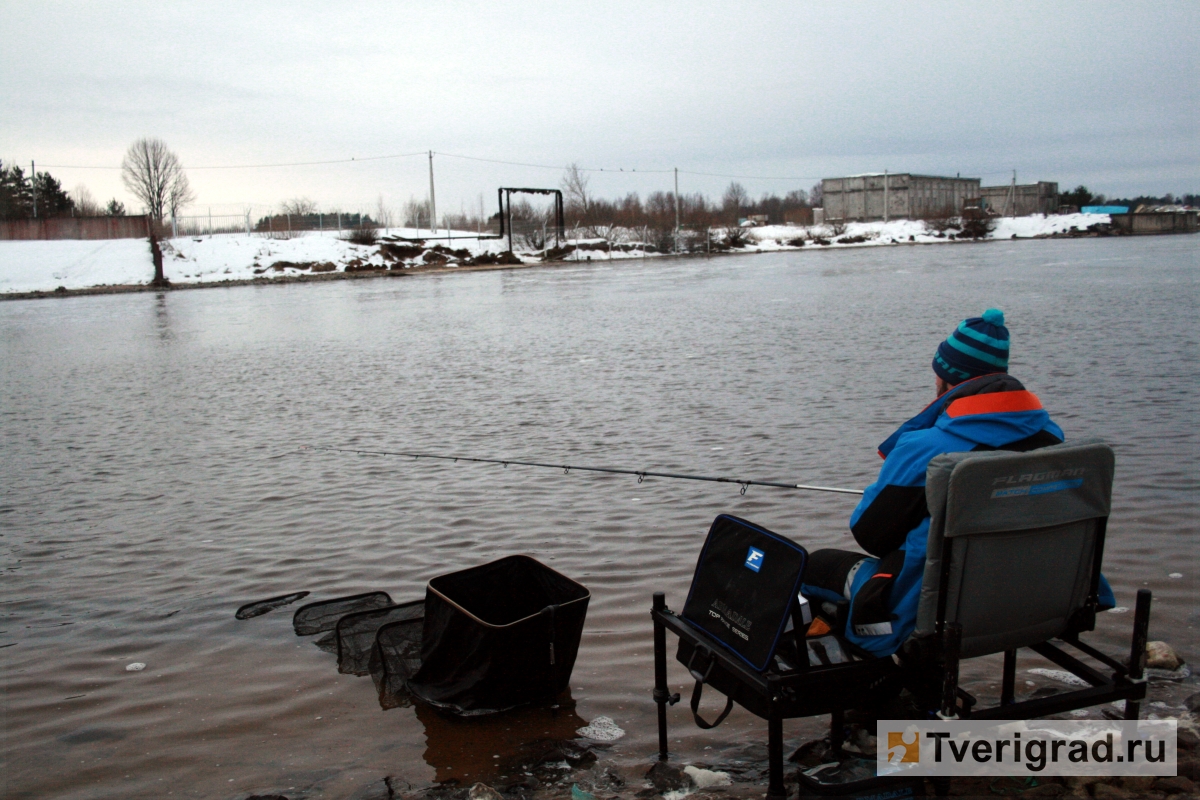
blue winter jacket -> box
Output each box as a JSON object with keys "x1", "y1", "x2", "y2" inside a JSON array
[{"x1": 802, "y1": 373, "x2": 1115, "y2": 657}]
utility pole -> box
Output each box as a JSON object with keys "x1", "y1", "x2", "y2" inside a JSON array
[
  {"x1": 428, "y1": 151, "x2": 438, "y2": 234},
  {"x1": 883, "y1": 169, "x2": 889, "y2": 223},
  {"x1": 1009, "y1": 170, "x2": 1017, "y2": 217},
  {"x1": 31, "y1": 160, "x2": 37, "y2": 219},
  {"x1": 673, "y1": 167, "x2": 680, "y2": 254}
]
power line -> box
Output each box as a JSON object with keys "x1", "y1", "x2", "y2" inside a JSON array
[
  {"x1": 35, "y1": 147, "x2": 1037, "y2": 187},
  {"x1": 434, "y1": 150, "x2": 673, "y2": 174},
  {"x1": 37, "y1": 151, "x2": 429, "y2": 171},
  {"x1": 191, "y1": 152, "x2": 428, "y2": 170},
  {"x1": 679, "y1": 168, "x2": 821, "y2": 182}
]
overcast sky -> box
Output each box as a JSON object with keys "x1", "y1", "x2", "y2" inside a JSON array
[{"x1": 3, "y1": 1, "x2": 1196, "y2": 217}]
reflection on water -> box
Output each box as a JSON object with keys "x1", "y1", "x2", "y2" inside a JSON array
[
  {"x1": 153, "y1": 291, "x2": 172, "y2": 341},
  {"x1": 1, "y1": 236, "x2": 1197, "y2": 798},
  {"x1": 415, "y1": 698, "x2": 588, "y2": 785}
]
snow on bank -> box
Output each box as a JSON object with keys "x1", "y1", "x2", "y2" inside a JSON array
[
  {"x1": 164, "y1": 231, "x2": 390, "y2": 283},
  {"x1": 1, "y1": 215, "x2": 1110, "y2": 296},
  {"x1": 0, "y1": 238, "x2": 155, "y2": 294},
  {"x1": 744, "y1": 213, "x2": 1110, "y2": 250}
]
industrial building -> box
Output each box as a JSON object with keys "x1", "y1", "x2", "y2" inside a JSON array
[
  {"x1": 979, "y1": 182, "x2": 1059, "y2": 216},
  {"x1": 1110, "y1": 209, "x2": 1198, "y2": 235},
  {"x1": 821, "y1": 174, "x2": 981, "y2": 221}
]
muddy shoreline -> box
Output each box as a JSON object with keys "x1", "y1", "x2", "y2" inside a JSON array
[
  {"x1": 0, "y1": 258, "x2": 559, "y2": 302},
  {"x1": 0, "y1": 228, "x2": 1134, "y2": 303}
]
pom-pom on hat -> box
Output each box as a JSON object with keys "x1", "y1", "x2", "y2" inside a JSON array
[{"x1": 932, "y1": 308, "x2": 1010, "y2": 384}]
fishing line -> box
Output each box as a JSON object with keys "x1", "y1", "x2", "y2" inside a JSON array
[{"x1": 304, "y1": 446, "x2": 863, "y2": 496}]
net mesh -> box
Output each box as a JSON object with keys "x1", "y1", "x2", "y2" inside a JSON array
[
  {"x1": 335, "y1": 601, "x2": 424, "y2": 676},
  {"x1": 235, "y1": 591, "x2": 310, "y2": 620},
  {"x1": 370, "y1": 616, "x2": 426, "y2": 709},
  {"x1": 292, "y1": 591, "x2": 393, "y2": 636}
]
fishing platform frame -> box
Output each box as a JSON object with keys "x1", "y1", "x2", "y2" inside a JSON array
[
  {"x1": 498, "y1": 188, "x2": 565, "y2": 253},
  {"x1": 651, "y1": 440, "x2": 1153, "y2": 799}
]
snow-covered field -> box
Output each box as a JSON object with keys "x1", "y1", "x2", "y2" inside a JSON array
[
  {"x1": 0, "y1": 214, "x2": 1110, "y2": 296},
  {"x1": 744, "y1": 213, "x2": 1111, "y2": 251}
]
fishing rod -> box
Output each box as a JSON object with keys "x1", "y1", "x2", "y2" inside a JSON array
[{"x1": 304, "y1": 445, "x2": 864, "y2": 496}]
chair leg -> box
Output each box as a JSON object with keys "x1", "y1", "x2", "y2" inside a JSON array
[
  {"x1": 940, "y1": 623, "x2": 962, "y2": 719},
  {"x1": 1000, "y1": 649, "x2": 1016, "y2": 706},
  {"x1": 1124, "y1": 589, "x2": 1152, "y2": 721},
  {"x1": 830, "y1": 708, "x2": 845, "y2": 754}
]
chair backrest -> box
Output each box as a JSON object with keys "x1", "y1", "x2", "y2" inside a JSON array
[{"x1": 913, "y1": 439, "x2": 1114, "y2": 659}]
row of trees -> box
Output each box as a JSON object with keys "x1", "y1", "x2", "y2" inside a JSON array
[
  {"x1": 1058, "y1": 185, "x2": 1198, "y2": 210},
  {"x1": 2, "y1": 138, "x2": 193, "y2": 223},
  {"x1": 0, "y1": 161, "x2": 126, "y2": 221},
  {"x1": 559, "y1": 163, "x2": 816, "y2": 231}
]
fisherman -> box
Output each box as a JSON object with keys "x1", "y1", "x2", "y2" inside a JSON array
[{"x1": 800, "y1": 309, "x2": 1115, "y2": 657}]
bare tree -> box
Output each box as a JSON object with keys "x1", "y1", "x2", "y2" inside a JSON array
[
  {"x1": 561, "y1": 162, "x2": 592, "y2": 218},
  {"x1": 167, "y1": 171, "x2": 194, "y2": 219},
  {"x1": 402, "y1": 195, "x2": 428, "y2": 229},
  {"x1": 374, "y1": 195, "x2": 393, "y2": 230},
  {"x1": 784, "y1": 188, "x2": 809, "y2": 207},
  {"x1": 121, "y1": 138, "x2": 195, "y2": 221},
  {"x1": 810, "y1": 181, "x2": 824, "y2": 208},
  {"x1": 72, "y1": 184, "x2": 103, "y2": 216},
  {"x1": 722, "y1": 181, "x2": 748, "y2": 220},
  {"x1": 280, "y1": 197, "x2": 317, "y2": 216}
]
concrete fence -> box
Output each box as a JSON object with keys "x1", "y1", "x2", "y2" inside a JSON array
[{"x1": 0, "y1": 216, "x2": 155, "y2": 241}]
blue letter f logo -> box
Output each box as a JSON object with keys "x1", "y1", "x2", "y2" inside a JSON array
[{"x1": 744, "y1": 547, "x2": 765, "y2": 572}]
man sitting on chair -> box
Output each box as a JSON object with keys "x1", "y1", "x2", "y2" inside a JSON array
[{"x1": 800, "y1": 309, "x2": 1115, "y2": 657}]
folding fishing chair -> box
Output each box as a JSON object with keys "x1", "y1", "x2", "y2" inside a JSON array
[{"x1": 651, "y1": 439, "x2": 1152, "y2": 799}]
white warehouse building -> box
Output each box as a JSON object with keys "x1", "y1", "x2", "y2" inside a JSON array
[{"x1": 821, "y1": 174, "x2": 982, "y2": 221}]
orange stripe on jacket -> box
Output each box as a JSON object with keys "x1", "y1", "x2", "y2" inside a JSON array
[{"x1": 945, "y1": 390, "x2": 1042, "y2": 418}]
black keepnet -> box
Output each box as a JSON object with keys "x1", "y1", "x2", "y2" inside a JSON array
[
  {"x1": 335, "y1": 600, "x2": 424, "y2": 676},
  {"x1": 292, "y1": 591, "x2": 394, "y2": 636},
  {"x1": 407, "y1": 555, "x2": 589, "y2": 716},
  {"x1": 681, "y1": 514, "x2": 808, "y2": 672},
  {"x1": 370, "y1": 614, "x2": 425, "y2": 709}
]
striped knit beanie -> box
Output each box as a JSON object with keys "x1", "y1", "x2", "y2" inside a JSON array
[{"x1": 932, "y1": 309, "x2": 1010, "y2": 384}]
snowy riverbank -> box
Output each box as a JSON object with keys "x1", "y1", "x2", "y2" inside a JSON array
[{"x1": 0, "y1": 214, "x2": 1112, "y2": 297}]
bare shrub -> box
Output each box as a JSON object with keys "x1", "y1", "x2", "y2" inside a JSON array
[
  {"x1": 922, "y1": 211, "x2": 959, "y2": 234},
  {"x1": 342, "y1": 227, "x2": 378, "y2": 246},
  {"x1": 724, "y1": 225, "x2": 755, "y2": 248},
  {"x1": 959, "y1": 214, "x2": 996, "y2": 239},
  {"x1": 521, "y1": 228, "x2": 546, "y2": 251},
  {"x1": 646, "y1": 226, "x2": 677, "y2": 253}
]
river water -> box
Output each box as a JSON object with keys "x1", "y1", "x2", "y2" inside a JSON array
[{"x1": 2, "y1": 236, "x2": 1197, "y2": 799}]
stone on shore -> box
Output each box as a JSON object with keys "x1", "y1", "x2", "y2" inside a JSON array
[{"x1": 1146, "y1": 641, "x2": 1183, "y2": 671}]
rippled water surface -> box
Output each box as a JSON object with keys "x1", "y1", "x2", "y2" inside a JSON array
[{"x1": 2, "y1": 237, "x2": 1198, "y2": 798}]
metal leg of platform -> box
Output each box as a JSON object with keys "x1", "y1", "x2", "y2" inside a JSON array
[
  {"x1": 653, "y1": 592, "x2": 670, "y2": 761},
  {"x1": 1124, "y1": 589, "x2": 1152, "y2": 721},
  {"x1": 768, "y1": 676, "x2": 787, "y2": 800}
]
